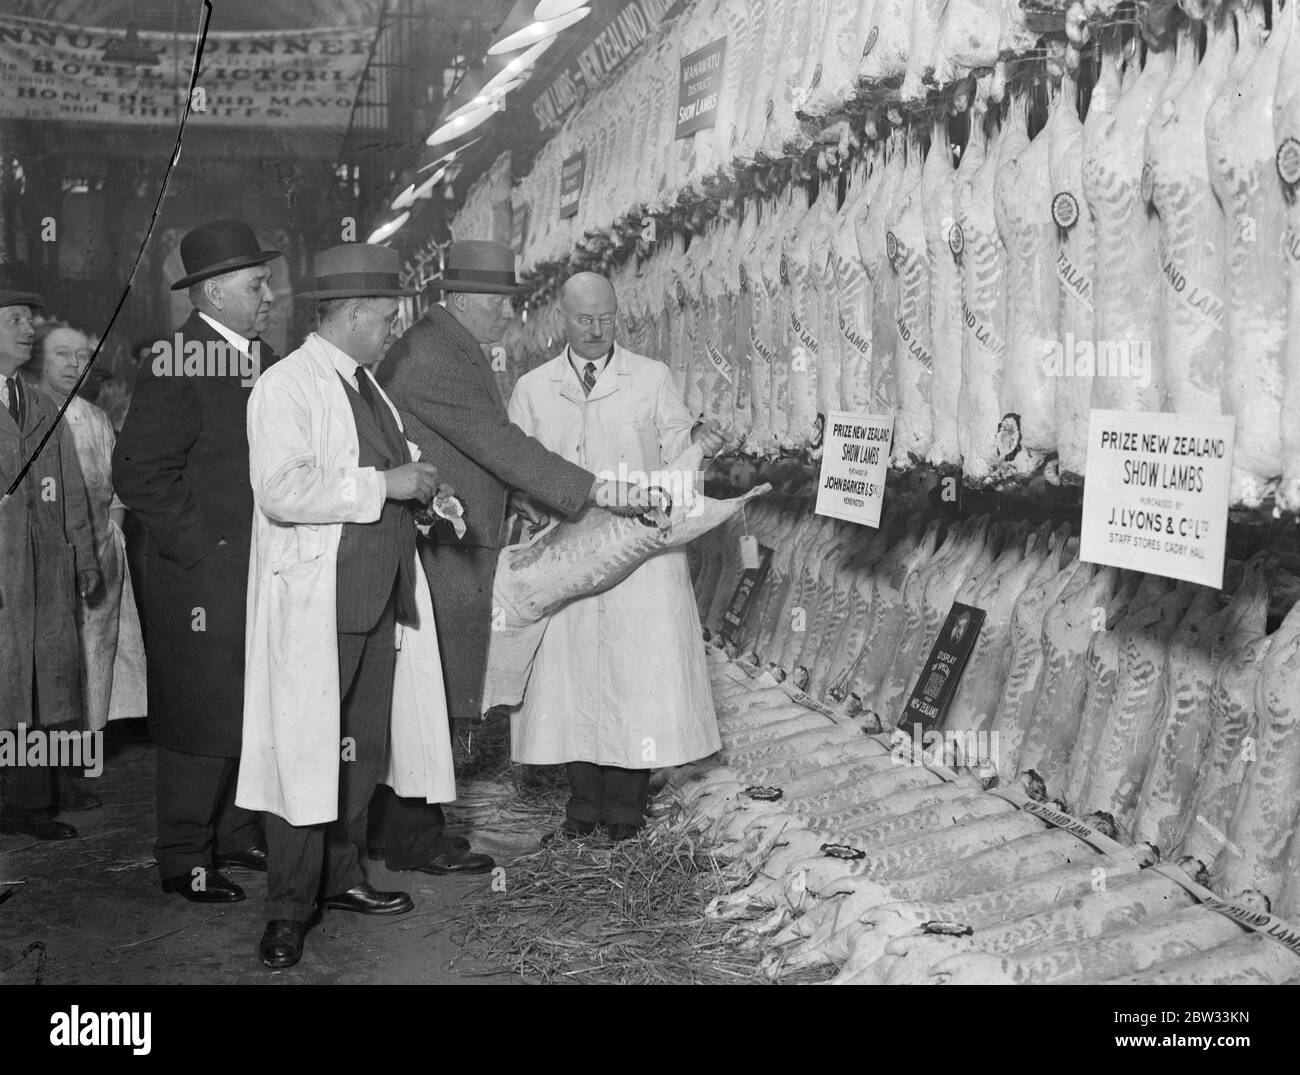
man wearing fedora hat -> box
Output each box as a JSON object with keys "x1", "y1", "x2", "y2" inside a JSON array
[
  {"x1": 0, "y1": 288, "x2": 100, "y2": 840},
  {"x1": 238, "y1": 242, "x2": 458, "y2": 969},
  {"x1": 113, "y1": 219, "x2": 280, "y2": 904},
  {"x1": 374, "y1": 239, "x2": 639, "y2": 874}
]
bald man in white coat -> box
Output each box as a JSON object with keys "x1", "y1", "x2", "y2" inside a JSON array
[{"x1": 506, "y1": 273, "x2": 726, "y2": 841}]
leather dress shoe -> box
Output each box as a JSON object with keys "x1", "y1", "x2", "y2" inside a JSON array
[
  {"x1": 214, "y1": 846, "x2": 268, "y2": 872},
  {"x1": 607, "y1": 823, "x2": 643, "y2": 842},
  {"x1": 56, "y1": 780, "x2": 102, "y2": 813},
  {"x1": 259, "y1": 919, "x2": 306, "y2": 969},
  {"x1": 160, "y1": 868, "x2": 246, "y2": 903},
  {"x1": 320, "y1": 882, "x2": 412, "y2": 915},
  {"x1": 540, "y1": 819, "x2": 598, "y2": 846},
  {"x1": 411, "y1": 848, "x2": 496, "y2": 874},
  {"x1": 366, "y1": 833, "x2": 470, "y2": 862},
  {"x1": 0, "y1": 807, "x2": 78, "y2": 841}
]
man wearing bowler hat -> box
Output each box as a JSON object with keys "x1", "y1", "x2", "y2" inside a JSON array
[
  {"x1": 374, "y1": 239, "x2": 638, "y2": 874},
  {"x1": 113, "y1": 219, "x2": 279, "y2": 904},
  {"x1": 238, "y1": 243, "x2": 455, "y2": 969},
  {"x1": 0, "y1": 288, "x2": 99, "y2": 839}
]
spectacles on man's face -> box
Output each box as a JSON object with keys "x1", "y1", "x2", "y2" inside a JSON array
[
  {"x1": 573, "y1": 314, "x2": 615, "y2": 328},
  {"x1": 360, "y1": 302, "x2": 401, "y2": 331},
  {"x1": 50, "y1": 348, "x2": 92, "y2": 363}
]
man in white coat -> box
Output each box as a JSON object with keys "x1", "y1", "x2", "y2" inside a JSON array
[
  {"x1": 238, "y1": 244, "x2": 456, "y2": 969},
  {"x1": 507, "y1": 272, "x2": 727, "y2": 841}
]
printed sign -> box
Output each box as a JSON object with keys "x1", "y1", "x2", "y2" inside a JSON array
[
  {"x1": 719, "y1": 543, "x2": 772, "y2": 645},
  {"x1": 814, "y1": 411, "x2": 893, "y2": 528},
  {"x1": 0, "y1": 16, "x2": 371, "y2": 128},
  {"x1": 559, "y1": 151, "x2": 585, "y2": 219},
  {"x1": 675, "y1": 36, "x2": 727, "y2": 139},
  {"x1": 1079, "y1": 410, "x2": 1235, "y2": 589},
  {"x1": 532, "y1": 0, "x2": 685, "y2": 131},
  {"x1": 897, "y1": 602, "x2": 987, "y2": 737}
]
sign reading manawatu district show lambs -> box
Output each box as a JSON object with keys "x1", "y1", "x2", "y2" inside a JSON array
[
  {"x1": 674, "y1": 36, "x2": 726, "y2": 139},
  {"x1": 559, "y1": 151, "x2": 586, "y2": 219},
  {"x1": 1079, "y1": 409, "x2": 1235, "y2": 589},
  {"x1": 814, "y1": 411, "x2": 893, "y2": 528}
]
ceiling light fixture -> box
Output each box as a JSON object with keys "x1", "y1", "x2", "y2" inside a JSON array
[
  {"x1": 534, "y1": 0, "x2": 587, "y2": 19},
  {"x1": 488, "y1": 6, "x2": 590, "y2": 55},
  {"x1": 426, "y1": 103, "x2": 497, "y2": 146},
  {"x1": 366, "y1": 211, "x2": 409, "y2": 244}
]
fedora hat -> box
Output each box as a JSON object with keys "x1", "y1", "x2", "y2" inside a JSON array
[
  {"x1": 171, "y1": 219, "x2": 281, "y2": 290},
  {"x1": 296, "y1": 243, "x2": 415, "y2": 300},
  {"x1": 432, "y1": 240, "x2": 521, "y2": 295},
  {"x1": 0, "y1": 289, "x2": 44, "y2": 310}
]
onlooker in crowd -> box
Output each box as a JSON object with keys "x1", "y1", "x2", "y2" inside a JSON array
[
  {"x1": 112, "y1": 220, "x2": 279, "y2": 904},
  {"x1": 239, "y1": 243, "x2": 455, "y2": 969},
  {"x1": 0, "y1": 289, "x2": 102, "y2": 839},
  {"x1": 506, "y1": 272, "x2": 725, "y2": 842},
  {"x1": 374, "y1": 239, "x2": 638, "y2": 874},
  {"x1": 25, "y1": 322, "x2": 147, "y2": 747}
]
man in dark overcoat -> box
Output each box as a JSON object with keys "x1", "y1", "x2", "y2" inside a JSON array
[
  {"x1": 112, "y1": 219, "x2": 280, "y2": 903},
  {"x1": 0, "y1": 289, "x2": 100, "y2": 840},
  {"x1": 373, "y1": 239, "x2": 623, "y2": 873}
]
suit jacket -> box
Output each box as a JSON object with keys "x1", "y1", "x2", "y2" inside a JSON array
[
  {"x1": 377, "y1": 305, "x2": 592, "y2": 549},
  {"x1": 111, "y1": 310, "x2": 278, "y2": 756},
  {"x1": 376, "y1": 305, "x2": 594, "y2": 725},
  {"x1": 335, "y1": 373, "x2": 416, "y2": 632},
  {"x1": 0, "y1": 381, "x2": 95, "y2": 731}
]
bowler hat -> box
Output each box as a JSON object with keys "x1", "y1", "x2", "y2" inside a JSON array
[
  {"x1": 296, "y1": 243, "x2": 416, "y2": 300},
  {"x1": 432, "y1": 240, "x2": 521, "y2": 295},
  {"x1": 0, "y1": 290, "x2": 44, "y2": 310},
  {"x1": 171, "y1": 219, "x2": 281, "y2": 290}
]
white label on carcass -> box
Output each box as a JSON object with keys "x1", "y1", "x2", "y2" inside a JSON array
[
  {"x1": 838, "y1": 312, "x2": 871, "y2": 358},
  {"x1": 1055, "y1": 250, "x2": 1093, "y2": 312},
  {"x1": 705, "y1": 338, "x2": 734, "y2": 382},
  {"x1": 739, "y1": 534, "x2": 760, "y2": 569},
  {"x1": 960, "y1": 300, "x2": 1006, "y2": 358},
  {"x1": 778, "y1": 683, "x2": 836, "y2": 716},
  {"x1": 1158, "y1": 244, "x2": 1225, "y2": 332},
  {"x1": 895, "y1": 316, "x2": 934, "y2": 369},
  {"x1": 749, "y1": 325, "x2": 774, "y2": 365},
  {"x1": 789, "y1": 310, "x2": 819, "y2": 354}
]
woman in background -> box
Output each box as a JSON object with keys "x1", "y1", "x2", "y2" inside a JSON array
[{"x1": 26, "y1": 323, "x2": 147, "y2": 774}]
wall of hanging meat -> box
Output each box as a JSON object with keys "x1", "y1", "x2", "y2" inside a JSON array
[{"x1": 447, "y1": 0, "x2": 1300, "y2": 983}]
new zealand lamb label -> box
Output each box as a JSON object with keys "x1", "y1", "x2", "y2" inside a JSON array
[
  {"x1": 719, "y1": 542, "x2": 773, "y2": 645},
  {"x1": 896, "y1": 602, "x2": 987, "y2": 738}
]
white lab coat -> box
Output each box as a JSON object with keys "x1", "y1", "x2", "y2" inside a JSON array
[
  {"x1": 236, "y1": 334, "x2": 455, "y2": 826},
  {"x1": 505, "y1": 345, "x2": 719, "y2": 769}
]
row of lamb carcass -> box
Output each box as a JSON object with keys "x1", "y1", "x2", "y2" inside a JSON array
[
  {"x1": 504, "y1": 1, "x2": 1300, "y2": 512},
  {"x1": 514, "y1": 0, "x2": 1048, "y2": 271},
  {"x1": 675, "y1": 498, "x2": 1300, "y2": 982}
]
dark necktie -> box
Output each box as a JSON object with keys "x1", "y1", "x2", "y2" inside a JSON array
[
  {"x1": 355, "y1": 367, "x2": 406, "y2": 463},
  {"x1": 5, "y1": 376, "x2": 21, "y2": 425},
  {"x1": 582, "y1": 362, "x2": 598, "y2": 396}
]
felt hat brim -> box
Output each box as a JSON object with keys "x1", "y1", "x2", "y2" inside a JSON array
[{"x1": 171, "y1": 249, "x2": 282, "y2": 291}]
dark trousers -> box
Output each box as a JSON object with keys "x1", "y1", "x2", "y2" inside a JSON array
[
  {"x1": 154, "y1": 746, "x2": 262, "y2": 880},
  {"x1": 566, "y1": 762, "x2": 651, "y2": 827},
  {"x1": 264, "y1": 599, "x2": 396, "y2": 922},
  {"x1": 366, "y1": 788, "x2": 449, "y2": 871},
  {"x1": 1, "y1": 658, "x2": 89, "y2": 813}
]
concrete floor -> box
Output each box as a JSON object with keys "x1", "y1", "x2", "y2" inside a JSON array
[{"x1": 0, "y1": 721, "x2": 548, "y2": 985}]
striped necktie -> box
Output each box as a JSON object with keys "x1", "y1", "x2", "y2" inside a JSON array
[
  {"x1": 582, "y1": 362, "x2": 598, "y2": 396},
  {"x1": 4, "y1": 376, "x2": 21, "y2": 425}
]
